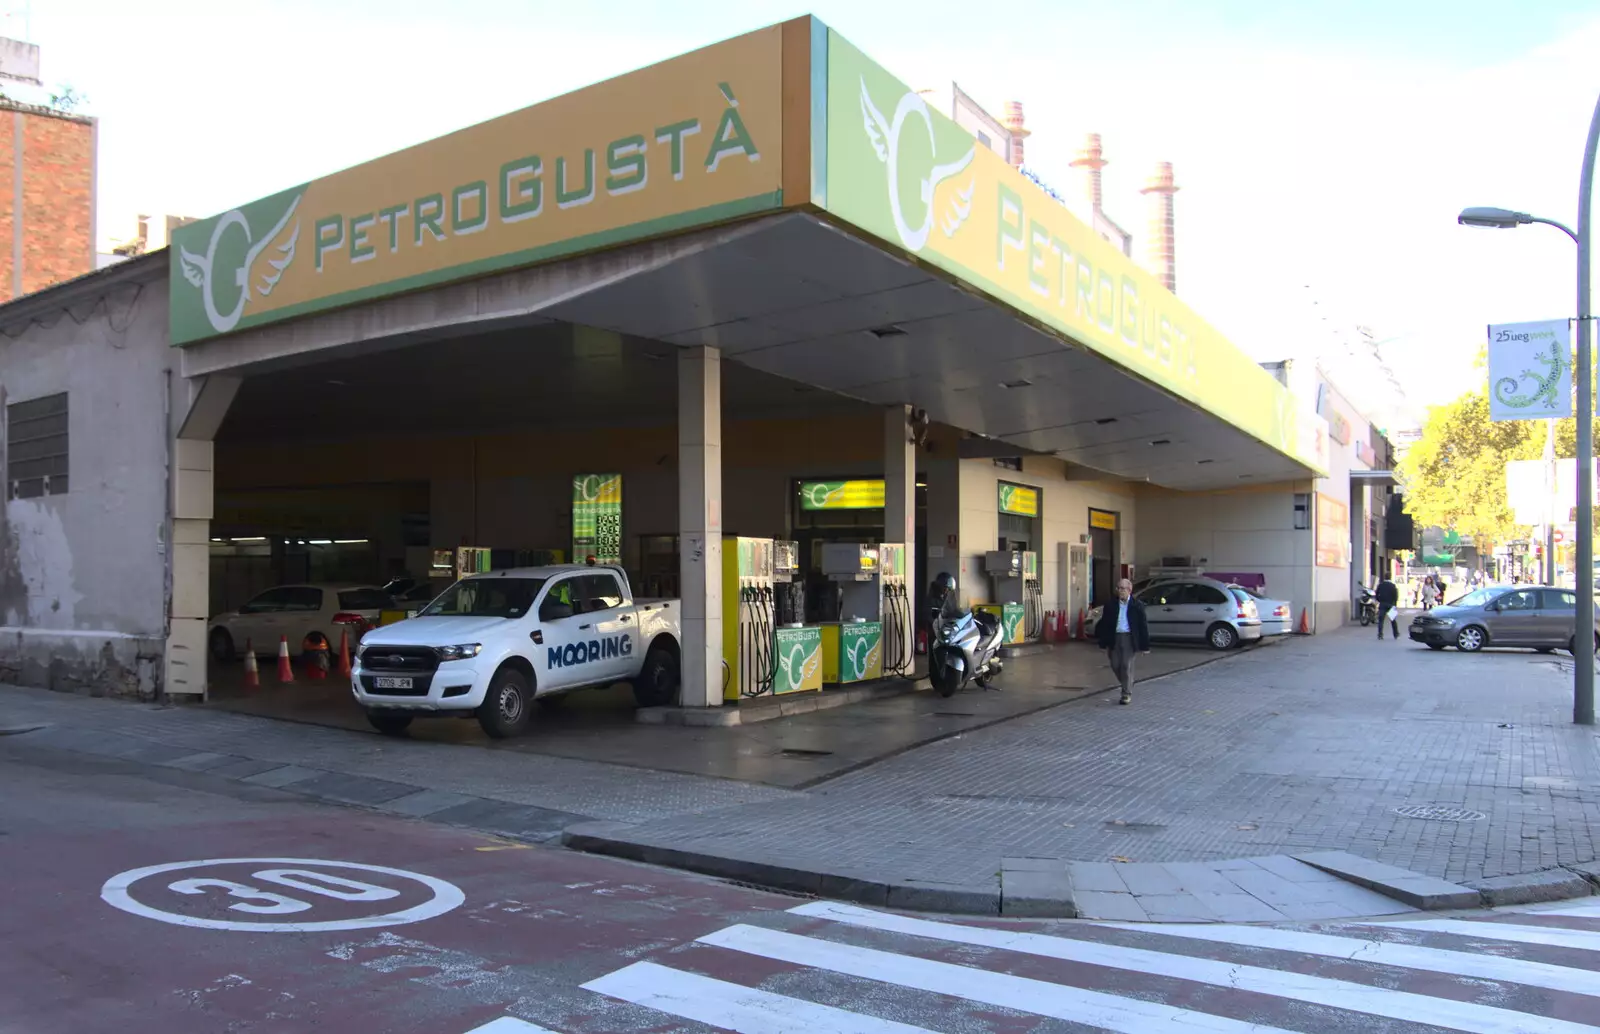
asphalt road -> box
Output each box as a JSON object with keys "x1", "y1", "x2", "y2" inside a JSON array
[{"x1": 5, "y1": 735, "x2": 1598, "y2": 1033}]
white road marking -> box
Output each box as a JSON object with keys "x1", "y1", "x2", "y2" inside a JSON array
[
  {"x1": 699, "y1": 923, "x2": 1301, "y2": 1034},
  {"x1": 789, "y1": 902, "x2": 1600, "y2": 1034},
  {"x1": 1366, "y1": 918, "x2": 1600, "y2": 953},
  {"x1": 1537, "y1": 903, "x2": 1600, "y2": 918},
  {"x1": 463, "y1": 1019, "x2": 560, "y2": 1033},
  {"x1": 583, "y1": 961, "x2": 938, "y2": 1033},
  {"x1": 1104, "y1": 921, "x2": 1600, "y2": 999},
  {"x1": 101, "y1": 857, "x2": 463, "y2": 933}
]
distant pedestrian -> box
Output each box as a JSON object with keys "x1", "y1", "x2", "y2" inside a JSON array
[
  {"x1": 1095, "y1": 578, "x2": 1150, "y2": 705},
  {"x1": 1435, "y1": 576, "x2": 1448, "y2": 605},
  {"x1": 1374, "y1": 574, "x2": 1400, "y2": 641},
  {"x1": 1420, "y1": 574, "x2": 1434, "y2": 611}
]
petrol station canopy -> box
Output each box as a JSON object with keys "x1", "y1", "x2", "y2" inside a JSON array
[{"x1": 170, "y1": 16, "x2": 1328, "y2": 491}]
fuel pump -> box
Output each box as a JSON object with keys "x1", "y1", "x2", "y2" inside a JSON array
[
  {"x1": 773, "y1": 540, "x2": 804, "y2": 626},
  {"x1": 721, "y1": 536, "x2": 776, "y2": 700},
  {"x1": 820, "y1": 543, "x2": 886, "y2": 684},
  {"x1": 1022, "y1": 550, "x2": 1043, "y2": 641},
  {"x1": 878, "y1": 542, "x2": 913, "y2": 676},
  {"x1": 982, "y1": 549, "x2": 1029, "y2": 646}
]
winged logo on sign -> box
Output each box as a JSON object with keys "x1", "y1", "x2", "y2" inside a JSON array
[
  {"x1": 859, "y1": 79, "x2": 976, "y2": 253},
  {"x1": 177, "y1": 195, "x2": 303, "y2": 335}
]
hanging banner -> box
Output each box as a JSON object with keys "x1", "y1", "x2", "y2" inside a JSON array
[
  {"x1": 572, "y1": 474, "x2": 622, "y2": 563},
  {"x1": 1315, "y1": 492, "x2": 1348, "y2": 568},
  {"x1": 1488, "y1": 319, "x2": 1572, "y2": 422}
]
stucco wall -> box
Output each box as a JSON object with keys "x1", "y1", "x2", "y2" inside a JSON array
[
  {"x1": 0, "y1": 270, "x2": 175, "y2": 696},
  {"x1": 1134, "y1": 482, "x2": 1314, "y2": 628}
]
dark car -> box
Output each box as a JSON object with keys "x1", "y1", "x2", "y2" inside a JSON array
[{"x1": 1409, "y1": 585, "x2": 1600, "y2": 653}]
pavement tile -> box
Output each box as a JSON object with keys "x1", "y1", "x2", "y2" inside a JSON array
[
  {"x1": 1001, "y1": 856, "x2": 1066, "y2": 872},
  {"x1": 1248, "y1": 854, "x2": 1343, "y2": 883},
  {"x1": 1189, "y1": 891, "x2": 1287, "y2": 923},
  {"x1": 205, "y1": 757, "x2": 285, "y2": 781},
  {"x1": 1066, "y1": 862, "x2": 1128, "y2": 893},
  {"x1": 1270, "y1": 900, "x2": 1371, "y2": 921},
  {"x1": 1131, "y1": 893, "x2": 1216, "y2": 921},
  {"x1": 427, "y1": 798, "x2": 588, "y2": 842},
  {"x1": 1116, "y1": 863, "x2": 1186, "y2": 896},
  {"x1": 285, "y1": 771, "x2": 420, "y2": 806},
  {"x1": 1220, "y1": 867, "x2": 1323, "y2": 907},
  {"x1": 381, "y1": 789, "x2": 478, "y2": 817},
  {"x1": 1163, "y1": 863, "x2": 1250, "y2": 896},
  {"x1": 161, "y1": 751, "x2": 236, "y2": 771},
  {"x1": 240, "y1": 764, "x2": 321, "y2": 788},
  {"x1": 1072, "y1": 891, "x2": 1149, "y2": 922}
]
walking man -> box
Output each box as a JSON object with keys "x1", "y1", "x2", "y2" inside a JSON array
[
  {"x1": 1374, "y1": 571, "x2": 1400, "y2": 640},
  {"x1": 1095, "y1": 578, "x2": 1150, "y2": 705}
]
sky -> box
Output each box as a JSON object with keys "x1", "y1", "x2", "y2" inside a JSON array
[{"x1": 20, "y1": 0, "x2": 1600, "y2": 421}]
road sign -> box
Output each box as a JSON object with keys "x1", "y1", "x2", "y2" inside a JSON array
[
  {"x1": 1556, "y1": 528, "x2": 1567, "y2": 544},
  {"x1": 100, "y1": 857, "x2": 464, "y2": 932}
]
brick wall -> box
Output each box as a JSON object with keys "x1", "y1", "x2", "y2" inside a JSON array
[{"x1": 0, "y1": 102, "x2": 94, "y2": 301}]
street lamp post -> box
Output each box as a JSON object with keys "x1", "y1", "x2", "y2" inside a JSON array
[{"x1": 1458, "y1": 89, "x2": 1600, "y2": 726}]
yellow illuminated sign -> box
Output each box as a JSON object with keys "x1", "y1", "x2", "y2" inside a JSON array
[
  {"x1": 1089, "y1": 510, "x2": 1118, "y2": 530},
  {"x1": 800, "y1": 480, "x2": 885, "y2": 510},
  {"x1": 998, "y1": 482, "x2": 1039, "y2": 517}
]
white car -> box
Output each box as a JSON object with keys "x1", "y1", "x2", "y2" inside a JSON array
[
  {"x1": 209, "y1": 584, "x2": 393, "y2": 661},
  {"x1": 353, "y1": 565, "x2": 682, "y2": 738},
  {"x1": 1239, "y1": 588, "x2": 1293, "y2": 636}
]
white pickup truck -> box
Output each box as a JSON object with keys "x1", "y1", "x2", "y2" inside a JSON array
[{"x1": 351, "y1": 565, "x2": 682, "y2": 738}]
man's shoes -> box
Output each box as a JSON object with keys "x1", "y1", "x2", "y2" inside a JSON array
[{"x1": 1119, "y1": 693, "x2": 1131, "y2": 705}]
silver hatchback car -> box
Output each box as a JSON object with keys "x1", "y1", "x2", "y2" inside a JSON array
[
  {"x1": 1408, "y1": 585, "x2": 1600, "y2": 653},
  {"x1": 1136, "y1": 577, "x2": 1264, "y2": 650}
]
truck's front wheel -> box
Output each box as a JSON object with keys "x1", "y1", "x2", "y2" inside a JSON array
[
  {"x1": 477, "y1": 667, "x2": 533, "y2": 739},
  {"x1": 632, "y1": 646, "x2": 680, "y2": 708}
]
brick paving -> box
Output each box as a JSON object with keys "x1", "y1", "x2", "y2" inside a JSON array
[{"x1": 582, "y1": 624, "x2": 1600, "y2": 887}]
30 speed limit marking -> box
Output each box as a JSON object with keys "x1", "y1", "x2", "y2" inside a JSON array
[{"x1": 100, "y1": 857, "x2": 464, "y2": 932}]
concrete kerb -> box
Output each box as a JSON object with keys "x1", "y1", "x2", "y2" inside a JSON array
[{"x1": 561, "y1": 821, "x2": 1000, "y2": 914}]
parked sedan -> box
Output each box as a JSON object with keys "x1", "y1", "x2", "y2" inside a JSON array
[
  {"x1": 1408, "y1": 585, "x2": 1600, "y2": 653},
  {"x1": 1239, "y1": 587, "x2": 1293, "y2": 636},
  {"x1": 209, "y1": 584, "x2": 394, "y2": 661},
  {"x1": 1135, "y1": 577, "x2": 1263, "y2": 650}
]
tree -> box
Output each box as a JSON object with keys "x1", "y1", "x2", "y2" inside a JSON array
[{"x1": 1397, "y1": 389, "x2": 1577, "y2": 551}]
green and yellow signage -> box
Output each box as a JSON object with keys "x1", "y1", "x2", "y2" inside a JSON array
[
  {"x1": 998, "y1": 482, "x2": 1039, "y2": 517},
  {"x1": 773, "y1": 625, "x2": 823, "y2": 694},
  {"x1": 573, "y1": 474, "x2": 622, "y2": 563},
  {"x1": 170, "y1": 27, "x2": 786, "y2": 345},
  {"x1": 799, "y1": 479, "x2": 885, "y2": 511},
  {"x1": 820, "y1": 29, "x2": 1323, "y2": 475}
]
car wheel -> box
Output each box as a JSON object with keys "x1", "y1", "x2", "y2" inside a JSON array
[
  {"x1": 1456, "y1": 625, "x2": 1486, "y2": 652},
  {"x1": 366, "y1": 711, "x2": 413, "y2": 736},
  {"x1": 1207, "y1": 623, "x2": 1239, "y2": 651},
  {"x1": 1426, "y1": 643, "x2": 1445, "y2": 651},
  {"x1": 1537, "y1": 646, "x2": 1556, "y2": 654},
  {"x1": 208, "y1": 628, "x2": 235, "y2": 663},
  {"x1": 1567, "y1": 632, "x2": 1600, "y2": 656},
  {"x1": 477, "y1": 666, "x2": 533, "y2": 739},
  {"x1": 632, "y1": 646, "x2": 681, "y2": 708}
]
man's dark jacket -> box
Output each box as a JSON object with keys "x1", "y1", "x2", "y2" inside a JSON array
[
  {"x1": 1095, "y1": 597, "x2": 1151, "y2": 651},
  {"x1": 1375, "y1": 579, "x2": 1399, "y2": 607}
]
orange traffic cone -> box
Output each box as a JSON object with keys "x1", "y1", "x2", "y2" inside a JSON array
[
  {"x1": 276, "y1": 635, "x2": 295, "y2": 683},
  {"x1": 337, "y1": 630, "x2": 353, "y2": 677},
  {"x1": 302, "y1": 635, "x2": 329, "y2": 681},
  {"x1": 1297, "y1": 608, "x2": 1311, "y2": 635},
  {"x1": 242, "y1": 640, "x2": 259, "y2": 690}
]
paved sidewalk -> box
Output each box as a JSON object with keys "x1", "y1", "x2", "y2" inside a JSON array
[{"x1": 572, "y1": 624, "x2": 1600, "y2": 907}]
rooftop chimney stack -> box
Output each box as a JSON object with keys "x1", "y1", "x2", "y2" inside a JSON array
[
  {"x1": 1002, "y1": 101, "x2": 1029, "y2": 167},
  {"x1": 1069, "y1": 133, "x2": 1107, "y2": 212},
  {"x1": 1140, "y1": 161, "x2": 1179, "y2": 293}
]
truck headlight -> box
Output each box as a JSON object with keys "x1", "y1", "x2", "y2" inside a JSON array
[{"x1": 435, "y1": 644, "x2": 482, "y2": 661}]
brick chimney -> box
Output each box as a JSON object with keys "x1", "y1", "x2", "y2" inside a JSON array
[
  {"x1": 1001, "y1": 101, "x2": 1029, "y2": 167},
  {"x1": 1069, "y1": 133, "x2": 1107, "y2": 212},
  {"x1": 1140, "y1": 161, "x2": 1179, "y2": 293}
]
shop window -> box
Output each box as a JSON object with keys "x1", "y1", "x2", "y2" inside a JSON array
[
  {"x1": 1293, "y1": 493, "x2": 1310, "y2": 530},
  {"x1": 7, "y1": 392, "x2": 68, "y2": 499},
  {"x1": 993, "y1": 457, "x2": 1022, "y2": 471}
]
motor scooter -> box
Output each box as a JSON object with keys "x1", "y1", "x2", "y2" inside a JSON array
[
  {"x1": 1356, "y1": 585, "x2": 1378, "y2": 626},
  {"x1": 928, "y1": 587, "x2": 1006, "y2": 697}
]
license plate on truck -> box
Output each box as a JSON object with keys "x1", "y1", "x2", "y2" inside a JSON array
[{"x1": 374, "y1": 677, "x2": 413, "y2": 690}]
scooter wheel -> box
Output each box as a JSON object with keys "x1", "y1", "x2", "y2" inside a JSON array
[
  {"x1": 1359, "y1": 610, "x2": 1372, "y2": 627},
  {"x1": 932, "y1": 665, "x2": 960, "y2": 698}
]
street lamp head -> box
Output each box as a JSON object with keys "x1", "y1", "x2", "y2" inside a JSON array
[{"x1": 1458, "y1": 206, "x2": 1534, "y2": 228}]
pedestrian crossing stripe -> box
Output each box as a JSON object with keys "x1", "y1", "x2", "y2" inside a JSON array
[
  {"x1": 1107, "y1": 919, "x2": 1600, "y2": 999},
  {"x1": 583, "y1": 961, "x2": 936, "y2": 1033},
  {"x1": 1365, "y1": 917, "x2": 1600, "y2": 952},
  {"x1": 786, "y1": 901, "x2": 1600, "y2": 1034},
  {"x1": 480, "y1": 902, "x2": 1600, "y2": 1034},
  {"x1": 699, "y1": 922, "x2": 1299, "y2": 1034}
]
